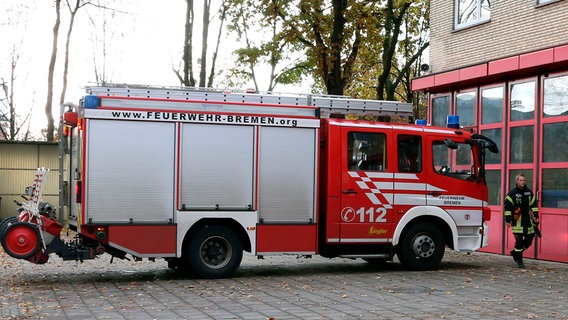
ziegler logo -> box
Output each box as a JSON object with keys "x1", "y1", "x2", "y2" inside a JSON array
[
  {"x1": 341, "y1": 207, "x2": 387, "y2": 223},
  {"x1": 368, "y1": 226, "x2": 388, "y2": 236}
]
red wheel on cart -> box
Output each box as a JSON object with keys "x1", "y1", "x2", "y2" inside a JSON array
[{"x1": 1, "y1": 222, "x2": 42, "y2": 259}]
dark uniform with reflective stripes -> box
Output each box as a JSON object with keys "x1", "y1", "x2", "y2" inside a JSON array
[{"x1": 504, "y1": 183, "x2": 539, "y2": 268}]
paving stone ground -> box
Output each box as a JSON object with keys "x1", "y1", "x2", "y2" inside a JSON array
[{"x1": 1, "y1": 245, "x2": 567, "y2": 320}]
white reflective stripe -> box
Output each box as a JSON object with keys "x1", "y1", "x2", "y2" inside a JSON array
[
  {"x1": 364, "y1": 172, "x2": 394, "y2": 179},
  {"x1": 357, "y1": 181, "x2": 370, "y2": 189},
  {"x1": 366, "y1": 193, "x2": 382, "y2": 205},
  {"x1": 394, "y1": 182, "x2": 427, "y2": 191},
  {"x1": 394, "y1": 173, "x2": 420, "y2": 180},
  {"x1": 373, "y1": 182, "x2": 394, "y2": 189},
  {"x1": 331, "y1": 238, "x2": 392, "y2": 243}
]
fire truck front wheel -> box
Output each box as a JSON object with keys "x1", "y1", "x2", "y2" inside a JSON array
[
  {"x1": 185, "y1": 225, "x2": 243, "y2": 279},
  {"x1": 398, "y1": 222, "x2": 445, "y2": 270}
]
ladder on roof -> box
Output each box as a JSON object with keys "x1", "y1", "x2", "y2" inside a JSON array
[{"x1": 85, "y1": 83, "x2": 413, "y2": 118}]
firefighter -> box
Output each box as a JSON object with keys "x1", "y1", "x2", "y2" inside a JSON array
[{"x1": 504, "y1": 173, "x2": 539, "y2": 268}]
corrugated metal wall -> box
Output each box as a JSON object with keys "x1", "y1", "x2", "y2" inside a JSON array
[{"x1": 0, "y1": 142, "x2": 59, "y2": 220}]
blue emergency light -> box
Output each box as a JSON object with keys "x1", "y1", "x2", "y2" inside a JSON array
[
  {"x1": 415, "y1": 119, "x2": 427, "y2": 125},
  {"x1": 83, "y1": 95, "x2": 100, "y2": 109},
  {"x1": 447, "y1": 115, "x2": 460, "y2": 128}
]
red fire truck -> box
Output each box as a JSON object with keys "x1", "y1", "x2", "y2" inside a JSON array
[{"x1": 0, "y1": 84, "x2": 498, "y2": 278}]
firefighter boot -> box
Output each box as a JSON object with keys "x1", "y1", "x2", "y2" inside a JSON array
[
  {"x1": 515, "y1": 250, "x2": 525, "y2": 268},
  {"x1": 509, "y1": 249, "x2": 519, "y2": 263},
  {"x1": 510, "y1": 249, "x2": 524, "y2": 268},
  {"x1": 516, "y1": 254, "x2": 525, "y2": 268}
]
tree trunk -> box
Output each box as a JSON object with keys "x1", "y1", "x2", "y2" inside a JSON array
[
  {"x1": 60, "y1": 0, "x2": 81, "y2": 105},
  {"x1": 207, "y1": 1, "x2": 227, "y2": 88},
  {"x1": 182, "y1": 0, "x2": 196, "y2": 86},
  {"x1": 199, "y1": 0, "x2": 210, "y2": 87},
  {"x1": 45, "y1": 0, "x2": 61, "y2": 142}
]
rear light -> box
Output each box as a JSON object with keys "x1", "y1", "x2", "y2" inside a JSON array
[
  {"x1": 483, "y1": 207, "x2": 491, "y2": 222},
  {"x1": 75, "y1": 181, "x2": 82, "y2": 203}
]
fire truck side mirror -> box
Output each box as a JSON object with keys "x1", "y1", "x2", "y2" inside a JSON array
[{"x1": 444, "y1": 138, "x2": 458, "y2": 149}]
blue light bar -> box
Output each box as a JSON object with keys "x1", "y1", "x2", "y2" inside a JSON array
[
  {"x1": 415, "y1": 119, "x2": 427, "y2": 125},
  {"x1": 83, "y1": 95, "x2": 100, "y2": 109}
]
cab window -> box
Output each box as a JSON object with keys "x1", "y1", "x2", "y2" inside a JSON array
[
  {"x1": 348, "y1": 132, "x2": 386, "y2": 171},
  {"x1": 432, "y1": 140, "x2": 475, "y2": 180},
  {"x1": 398, "y1": 135, "x2": 422, "y2": 173}
]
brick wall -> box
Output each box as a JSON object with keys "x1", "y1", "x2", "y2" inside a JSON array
[{"x1": 430, "y1": 0, "x2": 568, "y2": 72}]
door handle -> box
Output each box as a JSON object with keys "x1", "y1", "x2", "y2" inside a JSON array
[
  {"x1": 342, "y1": 189, "x2": 358, "y2": 194},
  {"x1": 429, "y1": 191, "x2": 442, "y2": 197}
]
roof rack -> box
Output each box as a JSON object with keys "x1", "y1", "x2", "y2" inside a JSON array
[{"x1": 85, "y1": 83, "x2": 413, "y2": 118}]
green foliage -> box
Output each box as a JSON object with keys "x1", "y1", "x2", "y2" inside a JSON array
[{"x1": 223, "y1": 0, "x2": 428, "y2": 105}]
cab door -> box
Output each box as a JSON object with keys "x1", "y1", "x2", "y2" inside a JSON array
[
  {"x1": 425, "y1": 135, "x2": 484, "y2": 227},
  {"x1": 392, "y1": 134, "x2": 428, "y2": 217},
  {"x1": 339, "y1": 127, "x2": 395, "y2": 243}
]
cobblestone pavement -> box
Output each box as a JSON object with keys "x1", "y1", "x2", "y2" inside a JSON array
[{"x1": 1, "y1": 246, "x2": 567, "y2": 320}]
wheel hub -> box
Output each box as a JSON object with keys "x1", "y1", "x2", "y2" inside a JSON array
[
  {"x1": 411, "y1": 234, "x2": 435, "y2": 258},
  {"x1": 4, "y1": 223, "x2": 41, "y2": 259},
  {"x1": 200, "y1": 237, "x2": 231, "y2": 269}
]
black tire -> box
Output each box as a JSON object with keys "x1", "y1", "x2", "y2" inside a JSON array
[
  {"x1": 184, "y1": 225, "x2": 243, "y2": 279},
  {"x1": 1, "y1": 222, "x2": 42, "y2": 259},
  {"x1": 0, "y1": 216, "x2": 19, "y2": 238},
  {"x1": 397, "y1": 222, "x2": 445, "y2": 270}
]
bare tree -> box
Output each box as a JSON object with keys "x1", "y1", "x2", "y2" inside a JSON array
[
  {"x1": 44, "y1": 0, "x2": 62, "y2": 142},
  {"x1": 199, "y1": 0, "x2": 211, "y2": 87},
  {"x1": 175, "y1": 0, "x2": 227, "y2": 87},
  {"x1": 207, "y1": 2, "x2": 228, "y2": 88},
  {"x1": 175, "y1": 0, "x2": 196, "y2": 86},
  {"x1": 0, "y1": 48, "x2": 33, "y2": 141},
  {"x1": 87, "y1": 1, "x2": 128, "y2": 83},
  {"x1": 59, "y1": 0, "x2": 91, "y2": 105}
]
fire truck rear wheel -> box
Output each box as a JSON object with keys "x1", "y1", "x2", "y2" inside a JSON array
[
  {"x1": 185, "y1": 225, "x2": 243, "y2": 279},
  {"x1": 1, "y1": 222, "x2": 42, "y2": 260},
  {"x1": 398, "y1": 222, "x2": 445, "y2": 270}
]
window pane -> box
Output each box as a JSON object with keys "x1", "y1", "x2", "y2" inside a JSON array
[
  {"x1": 433, "y1": 141, "x2": 474, "y2": 181},
  {"x1": 480, "y1": 0, "x2": 490, "y2": 18},
  {"x1": 510, "y1": 81, "x2": 535, "y2": 121},
  {"x1": 543, "y1": 122, "x2": 568, "y2": 162},
  {"x1": 456, "y1": 0, "x2": 490, "y2": 27},
  {"x1": 509, "y1": 126, "x2": 533, "y2": 163},
  {"x1": 542, "y1": 169, "x2": 568, "y2": 208},
  {"x1": 348, "y1": 132, "x2": 387, "y2": 171},
  {"x1": 432, "y1": 96, "x2": 450, "y2": 127},
  {"x1": 398, "y1": 135, "x2": 422, "y2": 173},
  {"x1": 486, "y1": 170, "x2": 501, "y2": 205},
  {"x1": 543, "y1": 75, "x2": 568, "y2": 118},
  {"x1": 481, "y1": 86, "x2": 503, "y2": 124},
  {"x1": 456, "y1": 92, "x2": 475, "y2": 127},
  {"x1": 481, "y1": 128, "x2": 502, "y2": 164},
  {"x1": 457, "y1": 0, "x2": 478, "y2": 25}
]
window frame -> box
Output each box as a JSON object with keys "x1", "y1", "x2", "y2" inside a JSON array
[
  {"x1": 537, "y1": 0, "x2": 562, "y2": 6},
  {"x1": 454, "y1": 0, "x2": 491, "y2": 30}
]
